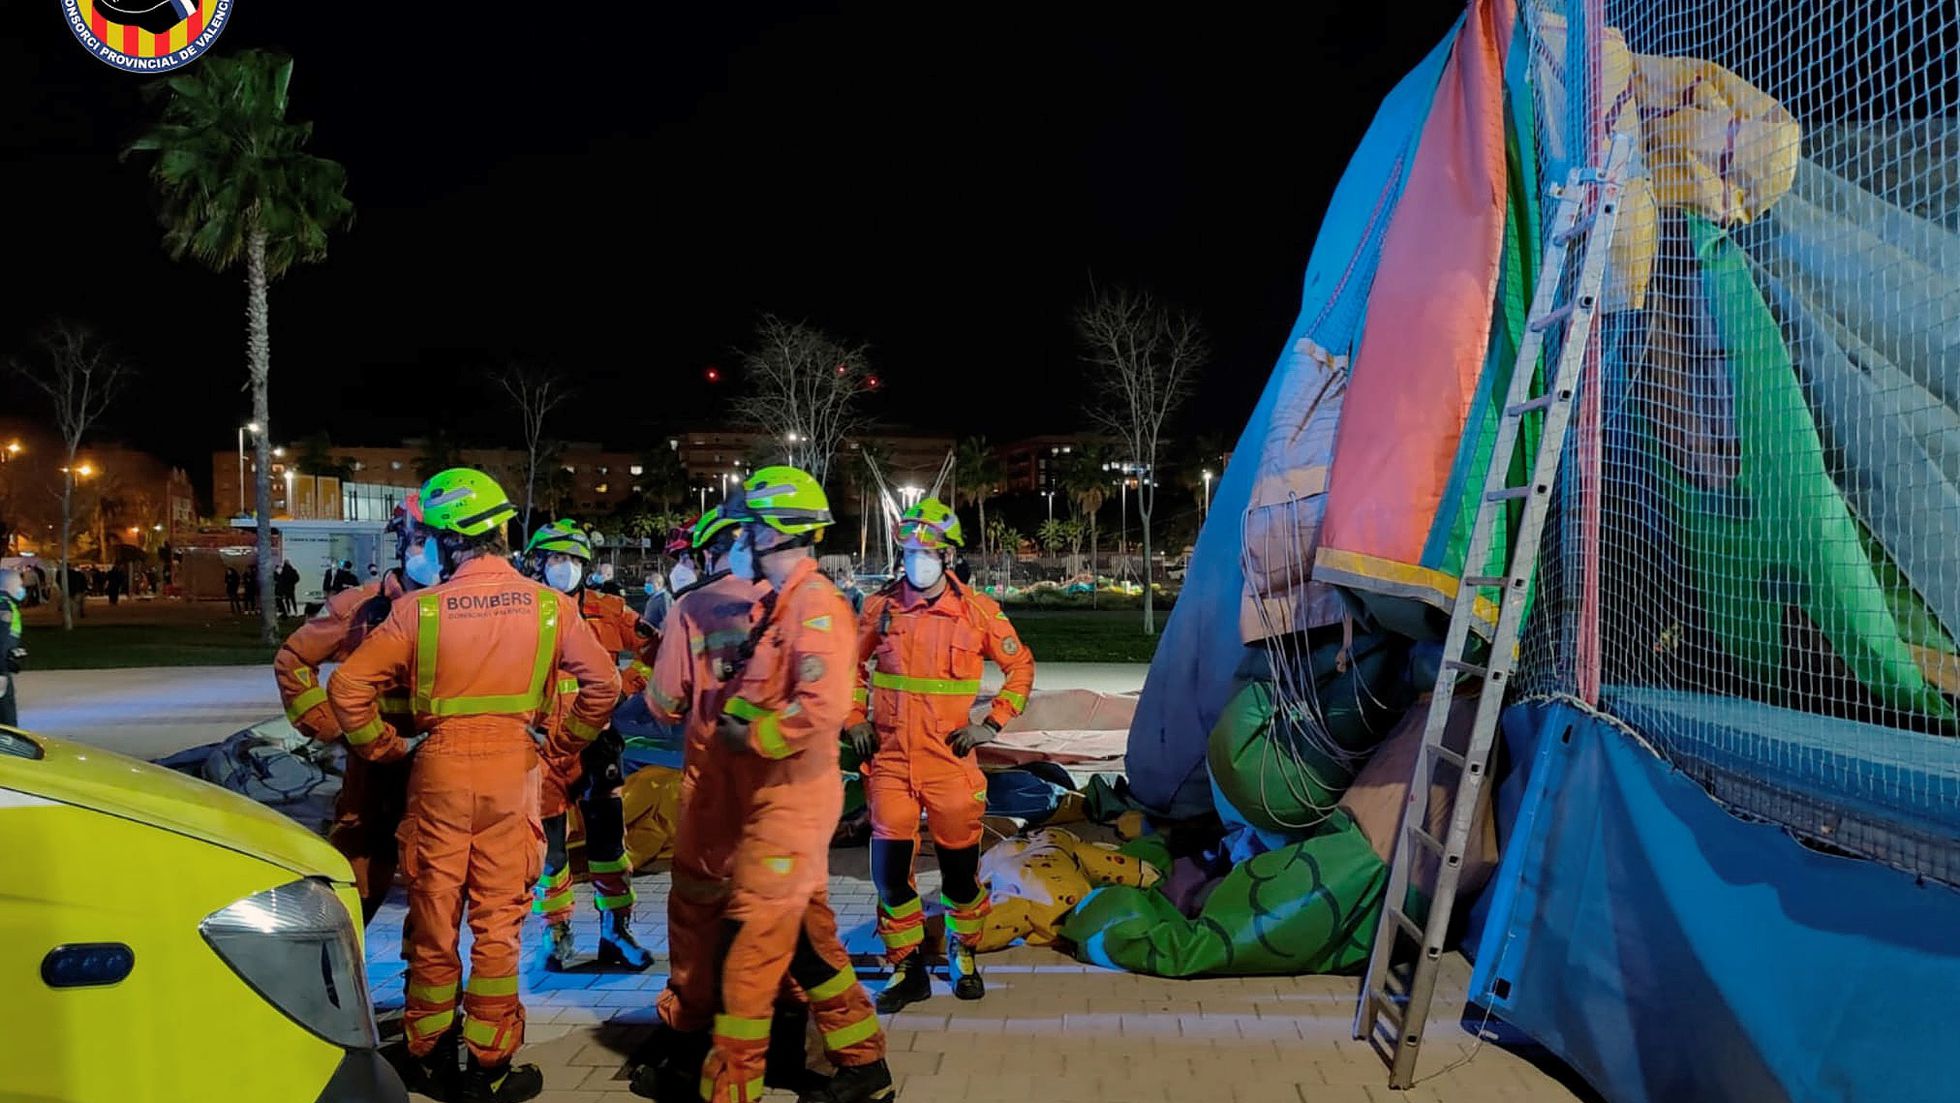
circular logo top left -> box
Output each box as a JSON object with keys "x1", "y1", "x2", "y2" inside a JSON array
[{"x1": 62, "y1": 0, "x2": 232, "y2": 73}]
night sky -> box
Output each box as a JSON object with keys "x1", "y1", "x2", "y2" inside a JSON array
[{"x1": 4, "y1": 2, "x2": 1462, "y2": 492}]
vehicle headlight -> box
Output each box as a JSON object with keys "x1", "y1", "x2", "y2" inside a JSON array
[{"x1": 200, "y1": 878, "x2": 379, "y2": 1049}]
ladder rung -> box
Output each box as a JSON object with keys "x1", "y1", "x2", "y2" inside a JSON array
[
  {"x1": 1407, "y1": 824, "x2": 1446, "y2": 855},
  {"x1": 1551, "y1": 212, "x2": 1597, "y2": 247},
  {"x1": 1462, "y1": 574, "x2": 1506, "y2": 589},
  {"x1": 1429, "y1": 743, "x2": 1467, "y2": 770},
  {"x1": 1505, "y1": 394, "x2": 1558, "y2": 416},
  {"x1": 1370, "y1": 989, "x2": 1406, "y2": 1033},
  {"x1": 1528, "y1": 301, "x2": 1575, "y2": 332},
  {"x1": 1485, "y1": 485, "x2": 1533, "y2": 503},
  {"x1": 1387, "y1": 906, "x2": 1423, "y2": 943},
  {"x1": 1443, "y1": 659, "x2": 1488, "y2": 677}
]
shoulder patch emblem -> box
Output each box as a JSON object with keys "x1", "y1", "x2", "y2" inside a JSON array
[
  {"x1": 763, "y1": 856, "x2": 796, "y2": 876},
  {"x1": 799, "y1": 655, "x2": 826, "y2": 683},
  {"x1": 1001, "y1": 637, "x2": 1021, "y2": 656},
  {"x1": 802, "y1": 615, "x2": 832, "y2": 632}
]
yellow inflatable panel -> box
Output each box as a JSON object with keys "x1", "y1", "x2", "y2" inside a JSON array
[{"x1": 975, "y1": 828, "x2": 1161, "y2": 952}]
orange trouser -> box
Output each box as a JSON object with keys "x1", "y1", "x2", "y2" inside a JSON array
[
  {"x1": 701, "y1": 890, "x2": 884, "y2": 1103},
  {"x1": 327, "y1": 750, "x2": 411, "y2": 925},
  {"x1": 866, "y1": 758, "x2": 992, "y2": 960},
  {"x1": 397, "y1": 728, "x2": 543, "y2": 1066}
]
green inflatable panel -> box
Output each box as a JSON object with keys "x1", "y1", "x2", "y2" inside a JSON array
[
  {"x1": 1206, "y1": 632, "x2": 1411, "y2": 835},
  {"x1": 1062, "y1": 812, "x2": 1387, "y2": 977}
]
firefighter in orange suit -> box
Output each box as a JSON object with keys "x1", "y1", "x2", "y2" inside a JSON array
[
  {"x1": 628, "y1": 507, "x2": 776, "y2": 1101},
  {"x1": 272, "y1": 500, "x2": 422, "y2": 924},
  {"x1": 846, "y1": 497, "x2": 1034, "y2": 1011},
  {"x1": 328, "y1": 468, "x2": 620, "y2": 1103},
  {"x1": 523, "y1": 518, "x2": 657, "y2": 972},
  {"x1": 695, "y1": 467, "x2": 893, "y2": 1103}
]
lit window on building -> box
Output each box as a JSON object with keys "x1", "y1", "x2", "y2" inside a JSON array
[
  {"x1": 595, "y1": 483, "x2": 609, "y2": 494},
  {"x1": 629, "y1": 465, "x2": 644, "y2": 476}
]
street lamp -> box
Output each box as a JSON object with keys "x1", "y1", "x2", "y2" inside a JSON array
[
  {"x1": 1043, "y1": 490, "x2": 1055, "y2": 522},
  {"x1": 1202, "y1": 469, "x2": 1213, "y2": 516}
]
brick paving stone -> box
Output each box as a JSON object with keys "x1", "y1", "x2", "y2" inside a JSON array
[{"x1": 380, "y1": 857, "x2": 1587, "y2": 1103}]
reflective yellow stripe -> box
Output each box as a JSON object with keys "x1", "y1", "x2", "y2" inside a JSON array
[
  {"x1": 285, "y1": 685, "x2": 328, "y2": 723},
  {"x1": 881, "y1": 896, "x2": 922, "y2": 920},
  {"x1": 538, "y1": 867, "x2": 570, "y2": 889},
  {"x1": 628, "y1": 660, "x2": 653, "y2": 680},
  {"x1": 648, "y1": 686, "x2": 682, "y2": 713},
  {"x1": 564, "y1": 714, "x2": 603, "y2": 742},
  {"x1": 466, "y1": 974, "x2": 520, "y2": 997},
  {"x1": 723, "y1": 697, "x2": 769, "y2": 722},
  {"x1": 753, "y1": 710, "x2": 791, "y2": 759},
  {"x1": 378, "y1": 693, "x2": 411, "y2": 714},
  {"x1": 806, "y1": 967, "x2": 858, "y2": 1002},
  {"x1": 407, "y1": 980, "x2": 458, "y2": 1005},
  {"x1": 945, "y1": 912, "x2": 985, "y2": 935},
  {"x1": 690, "y1": 629, "x2": 751, "y2": 655},
  {"x1": 587, "y1": 857, "x2": 632, "y2": 874},
  {"x1": 462, "y1": 1018, "x2": 508, "y2": 1049},
  {"x1": 345, "y1": 716, "x2": 385, "y2": 746},
  {"x1": 852, "y1": 687, "x2": 870, "y2": 705},
  {"x1": 594, "y1": 890, "x2": 636, "y2": 910},
  {"x1": 713, "y1": 1013, "x2": 772, "y2": 1041},
  {"x1": 882, "y1": 924, "x2": 926, "y2": 948},
  {"x1": 997, "y1": 689, "x2": 1027, "y2": 711},
  {"x1": 406, "y1": 1008, "x2": 455, "y2": 1039},
  {"x1": 414, "y1": 593, "x2": 560, "y2": 716},
  {"x1": 557, "y1": 676, "x2": 580, "y2": 696},
  {"x1": 700, "y1": 1075, "x2": 766, "y2": 1103},
  {"x1": 870, "y1": 671, "x2": 981, "y2": 696},
  {"x1": 534, "y1": 890, "x2": 574, "y2": 915},
  {"x1": 823, "y1": 1014, "x2": 880, "y2": 1053}
]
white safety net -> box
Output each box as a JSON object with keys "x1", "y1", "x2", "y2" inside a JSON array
[{"x1": 1515, "y1": 0, "x2": 1960, "y2": 882}]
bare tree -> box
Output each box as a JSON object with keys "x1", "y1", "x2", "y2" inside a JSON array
[
  {"x1": 498, "y1": 366, "x2": 571, "y2": 539},
  {"x1": 15, "y1": 324, "x2": 130, "y2": 630},
  {"x1": 1077, "y1": 287, "x2": 1209, "y2": 635},
  {"x1": 732, "y1": 316, "x2": 872, "y2": 488}
]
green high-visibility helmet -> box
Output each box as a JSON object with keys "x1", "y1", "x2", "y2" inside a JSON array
[
  {"x1": 896, "y1": 497, "x2": 963, "y2": 550},
  {"x1": 524, "y1": 518, "x2": 593, "y2": 559},
  {"x1": 726, "y1": 466, "x2": 832, "y2": 535},
  {"x1": 412, "y1": 468, "x2": 517, "y2": 537}
]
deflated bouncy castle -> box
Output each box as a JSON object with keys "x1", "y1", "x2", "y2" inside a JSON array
[{"x1": 1099, "y1": 0, "x2": 1960, "y2": 1099}]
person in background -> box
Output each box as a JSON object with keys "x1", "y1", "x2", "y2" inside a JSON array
[
  {"x1": 243, "y1": 565, "x2": 260, "y2": 614},
  {"x1": 0, "y1": 568, "x2": 25, "y2": 727},
  {"x1": 368, "y1": 562, "x2": 380, "y2": 579},
  {"x1": 331, "y1": 559, "x2": 361, "y2": 593},
  {"x1": 277, "y1": 560, "x2": 301, "y2": 616},
  {"x1": 848, "y1": 497, "x2": 1035, "y2": 1011},
  {"x1": 225, "y1": 568, "x2": 242, "y2": 615}
]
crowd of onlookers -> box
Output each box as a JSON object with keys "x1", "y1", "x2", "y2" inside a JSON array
[{"x1": 6, "y1": 561, "x2": 167, "y2": 618}]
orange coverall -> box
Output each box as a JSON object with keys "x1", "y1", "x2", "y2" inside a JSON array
[
  {"x1": 328, "y1": 556, "x2": 620, "y2": 1067},
  {"x1": 643, "y1": 568, "x2": 768, "y2": 1036},
  {"x1": 533, "y1": 587, "x2": 659, "y2": 926},
  {"x1": 272, "y1": 571, "x2": 412, "y2": 924},
  {"x1": 702, "y1": 557, "x2": 885, "y2": 1103},
  {"x1": 848, "y1": 579, "x2": 1034, "y2": 960}
]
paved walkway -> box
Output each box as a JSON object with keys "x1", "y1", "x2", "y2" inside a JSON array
[{"x1": 368, "y1": 853, "x2": 1588, "y2": 1103}]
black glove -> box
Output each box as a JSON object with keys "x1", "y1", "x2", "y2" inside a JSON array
[
  {"x1": 947, "y1": 721, "x2": 998, "y2": 758},
  {"x1": 716, "y1": 713, "x2": 751, "y2": 753},
  {"x1": 845, "y1": 722, "x2": 879, "y2": 758},
  {"x1": 576, "y1": 730, "x2": 626, "y2": 799}
]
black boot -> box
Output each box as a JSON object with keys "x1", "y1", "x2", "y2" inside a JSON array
[
  {"x1": 385, "y1": 1023, "x2": 460, "y2": 1100},
  {"x1": 628, "y1": 1027, "x2": 710, "y2": 1103},
  {"x1": 874, "y1": 955, "x2": 932, "y2": 1014},
  {"x1": 949, "y1": 942, "x2": 985, "y2": 1001},
  {"x1": 800, "y1": 1058, "x2": 896, "y2": 1103},
  {"x1": 765, "y1": 1002, "x2": 827, "y2": 1094},
  {"x1": 597, "y1": 907, "x2": 654, "y2": 970},
  {"x1": 543, "y1": 920, "x2": 577, "y2": 972},
  {"x1": 454, "y1": 1054, "x2": 544, "y2": 1103}
]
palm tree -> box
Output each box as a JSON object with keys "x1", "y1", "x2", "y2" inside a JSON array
[
  {"x1": 955, "y1": 436, "x2": 1003, "y2": 561},
  {"x1": 127, "y1": 51, "x2": 353, "y2": 643},
  {"x1": 1060, "y1": 446, "x2": 1112, "y2": 606}
]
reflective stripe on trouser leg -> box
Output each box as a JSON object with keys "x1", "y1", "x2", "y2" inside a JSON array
[
  {"x1": 869, "y1": 836, "x2": 924, "y2": 963},
  {"x1": 875, "y1": 892, "x2": 925, "y2": 963},
  {"x1": 404, "y1": 974, "x2": 460, "y2": 1054},
  {"x1": 583, "y1": 790, "x2": 635, "y2": 910},
  {"x1": 533, "y1": 864, "x2": 575, "y2": 925},
  {"x1": 787, "y1": 892, "x2": 885, "y2": 1067},
  {"x1": 705, "y1": 904, "x2": 801, "y2": 1103},
  {"x1": 941, "y1": 885, "x2": 993, "y2": 949}
]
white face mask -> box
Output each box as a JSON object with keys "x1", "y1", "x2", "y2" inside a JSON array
[
  {"x1": 545, "y1": 560, "x2": 582, "y2": 593},
  {"x1": 727, "y1": 532, "x2": 758, "y2": 583},
  {"x1": 668, "y1": 561, "x2": 698, "y2": 594},
  {"x1": 903, "y1": 549, "x2": 945, "y2": 590},
  {"x1": 403, "y1": 541, "x2": 443, "y2": 587},
  {"x1": 5, "y1": 584, "x2": 23, "y2": 602}
]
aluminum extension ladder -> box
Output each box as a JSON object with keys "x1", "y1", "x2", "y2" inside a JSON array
[{"x1": 1351, "y1": 133, "x2": 1632, "y2": 1089}]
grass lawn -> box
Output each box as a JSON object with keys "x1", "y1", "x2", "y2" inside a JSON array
[
  {"x1": 1006, "y1": 608, "x2": 1166, "y2": 663},
  {"x1": 19, "y1": 599, "x2": 1166, "y2": 669},
  {"x1": 21, "y1": 605, "x2": 291, "y2": 670}
]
